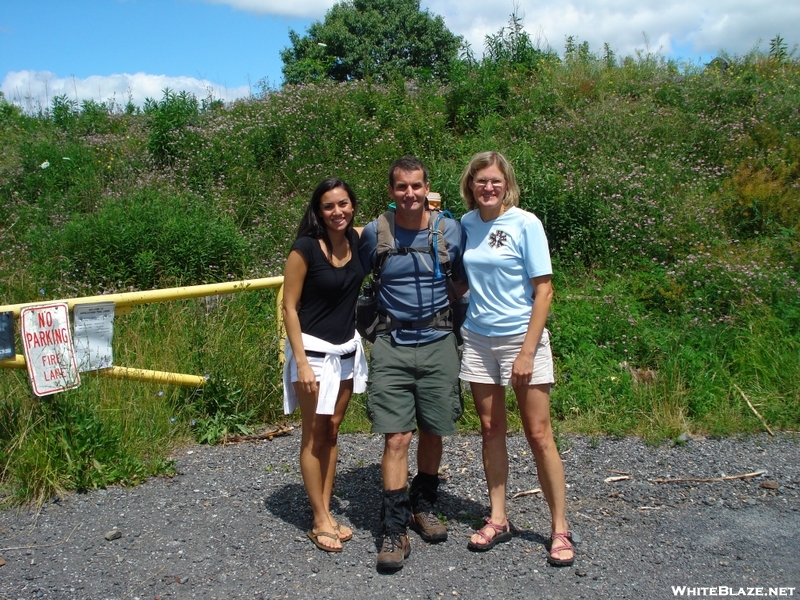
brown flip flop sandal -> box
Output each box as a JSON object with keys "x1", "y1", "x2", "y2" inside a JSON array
[
  {"x1": 334, "y1": 523, "x2": 353, "y2": 542},
  {"x1": 306, "y1": 529, "x2": 343, "y2": 552}
]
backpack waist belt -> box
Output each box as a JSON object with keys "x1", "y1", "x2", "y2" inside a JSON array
[{"x1": 376, "y1": 305, "x2": 453, "y2": 333}]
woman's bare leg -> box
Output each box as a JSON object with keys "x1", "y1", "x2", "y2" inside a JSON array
[
  {"x1": 515, "y1": 383, "x2": 572, "y2": 562},
  {"x1": 296, "y1": 379, "x2": 352, "y2": 549},
  {"x1": 469, "y1": 382, "x2": 510, "y2": 546}
]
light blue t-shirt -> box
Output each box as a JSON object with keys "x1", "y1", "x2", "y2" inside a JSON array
[
  {"x1": 461, "y1": 206, "x2": 552, "y2": 336},
  {"x1": 358, "y1": 214, "x2": 465, "y2": 344}
]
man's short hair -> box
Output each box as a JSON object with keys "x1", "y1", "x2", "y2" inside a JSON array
[{"x1": 388, "y1": 156, "x2": 429, "y2": 187}]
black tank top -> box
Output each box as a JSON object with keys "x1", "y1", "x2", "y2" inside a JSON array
[{"x1": 290, "y1": 231, "x2": 365, "y2": 345}]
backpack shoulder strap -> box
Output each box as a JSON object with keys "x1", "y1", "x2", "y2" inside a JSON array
[
  {"x1": 374, "y1": 208, "x2": 453, "y2": 281},
  {"x1": 373, "y1": 210, "x2": 396, "y2": 278},
  {"x1": 428, "y1": 209, "x2": 451, "y2": 275},
  {"x1": 376, "y1": 211, "x2": 395, "y2": 256}
]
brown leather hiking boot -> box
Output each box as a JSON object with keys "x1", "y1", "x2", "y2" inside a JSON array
[
  {"x1": 411, "y1": 499, "x2": 447, "y2": 543},
  {"x1": 376, "y1": 532, "x2": 410, "y2": 571}
]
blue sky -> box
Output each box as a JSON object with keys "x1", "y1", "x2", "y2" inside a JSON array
[
  {"x1": 1, "y1": 0, "x2": 311, "y2": 108},
  {"x1": 2, "y1": 0, "x2": 798, "y2": 111}
]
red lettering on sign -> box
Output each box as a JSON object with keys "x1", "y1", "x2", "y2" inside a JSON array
[
  {"x1": 44, "y1": 368, "x2": 64, "y2": 382},
  {"x1": 21, "y1": 302, "x2": 80, "y2": 396}
]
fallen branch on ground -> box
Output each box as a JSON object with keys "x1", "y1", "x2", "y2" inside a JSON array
[
  {"x1": 734, "y1": 384, "x2": 774, "y2": 436},
  {"x1": 512, "y1": 488, "x2": 541, "y2": 498},
  {"x1": 653, "y1": 470, "x2": 766, "y2": 484},
  {"x1": 0, "y1": 524, "x2": 80, "y2": 552},
  {"x1": 575, "y1": 511, "x2": 600, "y2": 523},
  {"x1": 222, "y1": 424, "x2": 295, "y2": 444}
]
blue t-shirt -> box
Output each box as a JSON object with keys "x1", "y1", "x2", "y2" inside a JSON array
[
  {"x1": 358, "y1": 213, "x2": 465, "y2": 344},
  {"x1": 461, "y1": 206, "x2": 552, "y2": 336}
]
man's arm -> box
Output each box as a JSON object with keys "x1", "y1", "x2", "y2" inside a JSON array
[
  {"x1": 447, "y1": 219, "x2": 469, "y2": 294},
  {"x1": 357, "y1": 220, "x2": 377, "y2": 274}
]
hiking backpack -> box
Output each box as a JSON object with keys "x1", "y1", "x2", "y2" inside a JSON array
[{"x1": 356, "y1": 208, "x2": 463, "y2": 343}]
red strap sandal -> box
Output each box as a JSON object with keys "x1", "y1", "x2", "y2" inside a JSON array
[
  {"x1": 467, "y1": 517, "x2": 513, "y2": 552},
  {"x1": 547, "y1": 531, "x2": 575, "y2": 566}
]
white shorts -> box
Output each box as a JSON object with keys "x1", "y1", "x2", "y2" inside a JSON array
[
  {"x1": 289, "y1": 350, "x2": 356, "y2": 383},
  {"x1": 459, "y1": 327, "x2": 554, "y2": 386}
]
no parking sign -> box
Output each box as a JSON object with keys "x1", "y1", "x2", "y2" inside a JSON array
[{"x1": 20, "y1": 302, "x2": 81, "y2": 396}]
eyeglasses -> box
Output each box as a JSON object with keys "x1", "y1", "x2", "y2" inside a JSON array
[{"x1": 473, "y1": 178, "x2": 505, "y2": 188}]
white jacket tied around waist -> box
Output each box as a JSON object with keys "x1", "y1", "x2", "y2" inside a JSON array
[{"x1": 282, "y1": 332, "x2": 367, "y2": 415}]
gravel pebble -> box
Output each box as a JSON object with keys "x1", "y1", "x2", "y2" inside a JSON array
[{"x1": 1, "y1": 432, "x2": 798, "y2": 599}]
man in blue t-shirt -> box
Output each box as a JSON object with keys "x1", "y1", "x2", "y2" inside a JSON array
[{"x1": 358, "y1": 156, "x2": 466, "y2": 572}]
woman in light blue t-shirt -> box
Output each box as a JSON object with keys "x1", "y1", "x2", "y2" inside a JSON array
[{"x1": 458, "y1": 151, "x2": 574, "y2": 567}]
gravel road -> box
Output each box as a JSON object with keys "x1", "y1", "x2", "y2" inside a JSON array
[{"x1": 1, "y1": 431, "x2": 798, "y2": 600}]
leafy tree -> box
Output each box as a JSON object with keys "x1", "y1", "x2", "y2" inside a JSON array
[
  {"x1": 51, "y1": 94, "x2": 79, "y2": 131},
  {"x1": 280, "y1": 0, "x2": 462, "y2": 84}
]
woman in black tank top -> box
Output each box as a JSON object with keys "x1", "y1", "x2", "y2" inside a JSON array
[{"x1": 282, "y1": 178, "x2": 365, "y2": 552}]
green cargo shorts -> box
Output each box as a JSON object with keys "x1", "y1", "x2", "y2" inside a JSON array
[{"x1": 366, "y1": 333, "x2": 463, "y2": 436}]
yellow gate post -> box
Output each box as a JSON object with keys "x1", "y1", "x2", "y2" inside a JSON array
[{"x1": 1, "y1": 277, "x2": 285, "y2": 387}]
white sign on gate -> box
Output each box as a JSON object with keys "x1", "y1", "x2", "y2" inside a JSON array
[
  {"x1": 73, "y1": 302, "x2": 115, "y2": 372},
  {"x1": 20, "y1": 302, "x2": 81, "y2": 396}
]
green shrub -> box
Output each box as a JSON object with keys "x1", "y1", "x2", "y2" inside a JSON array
[
  {"x1": 29, "y1": 189, "x2": 249, "y2": 290},
  {"x1": 189, "y1": 376, "x2": 255, "y2": 445},
  {"x1": 1, "y1": 389, "x2": 174, "y2": 505},
  {"x1": 9, "y1": 137, "x2": 104, "y2": 216}
]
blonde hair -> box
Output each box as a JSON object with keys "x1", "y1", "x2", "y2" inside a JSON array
[{"x1": 459, "y1": 151, "x2": 520, "y2": 211}]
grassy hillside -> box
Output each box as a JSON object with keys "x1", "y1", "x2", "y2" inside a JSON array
[{"x1": 1, "y1": 40, "x2": 798, "y2": 503}]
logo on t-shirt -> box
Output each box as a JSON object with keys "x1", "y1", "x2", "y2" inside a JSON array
[{"x1": 488, "y1": 230, "x2": 508, "y2": 248}]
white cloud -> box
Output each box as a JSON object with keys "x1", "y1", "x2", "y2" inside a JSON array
[
  {"x1": 1, "y1": 71, "x2": 251, "y2": 113},
  {"x1": 427, "y1": 0, "x2": 800, "y2": 61},
  {"x1": 194, "y1": 0, "x2": 336, "y2": 18}
]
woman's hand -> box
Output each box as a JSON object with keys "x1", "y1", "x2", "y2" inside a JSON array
[
  {"x1": 511, "y1": 275, "x2": 553, "y2": 389},
  {"x1": 295, "y1": 362, "x2": 318, "y2": 395},
  {"x1": 511, "y1": 351, "x2": 534, "y2": 388}
]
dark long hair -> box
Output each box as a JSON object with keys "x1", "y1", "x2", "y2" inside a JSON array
[{"x1": 295, "y1": 177, "x2": 358, "y2": 258}]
